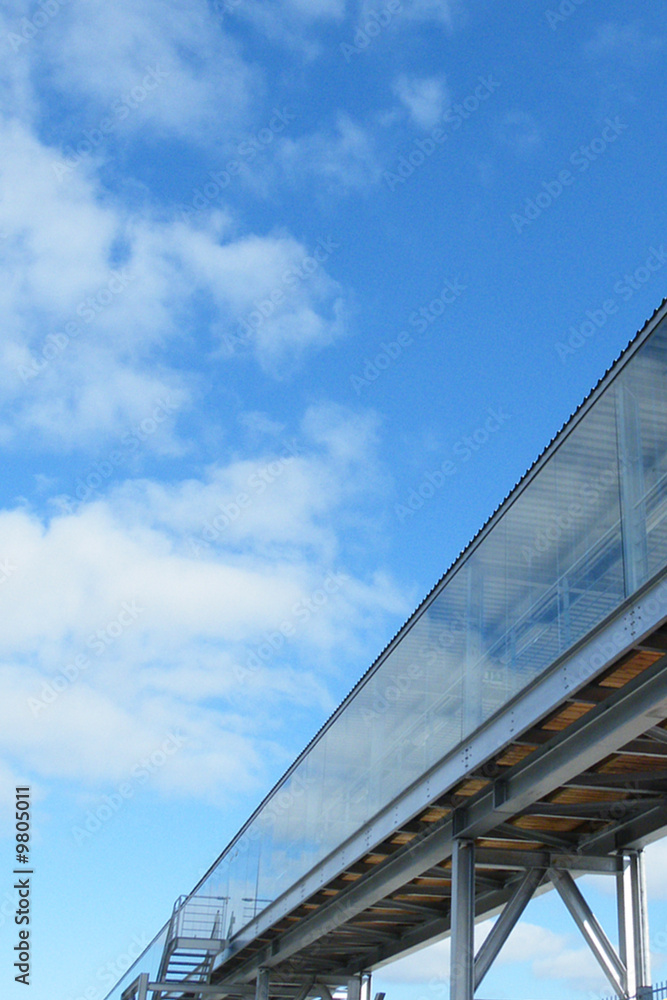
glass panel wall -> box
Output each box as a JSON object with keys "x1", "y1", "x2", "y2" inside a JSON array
[{"x1": 107, "y1": 313, "x2": 667, "y2": 1000}]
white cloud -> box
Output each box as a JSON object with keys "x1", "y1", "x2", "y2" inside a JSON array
[
  {"x1": 38, "y1": 0, "x2": 260, "y2": 144},
  {"x1": 494, "y1": 109, "x2": 543, "y2": 156},
  {"x1": 283, "y1": 0, "x2": 346, "y2": 18},
  {"x1": 227, "y1": 0, "x2": 346, "y2": 57},
  {"x1": 278, "y1": 113, "x2": 383, "y2": 192},
  {"x1": 0, "y1": 115, "x2": 349, "y2": 446},
  {"x1": 0, "y1": 408, "x2": 405, "y2": 801},
  {"x1": 585, "y1": 22, "x2": 664, "y2": 68},
  {"x1": 360, "y1": 0, "x2": 460, "y2": 29},
  {"x1": 375, "y1": 919, "x2": 609, "y2": 994},
  {"x1": 171, "y1": 225, "x2": 347, "y2": 374},
  {"x1": 393, "y1": 74, "x2": 451, "y2": 129}
]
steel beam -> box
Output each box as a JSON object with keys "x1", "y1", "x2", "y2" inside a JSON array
[
  {"x1": 475, "y1": 848, "x2": 620, "y2": 873},
  {"x1": 492, "y1": 821, "x2": 575, "y2": 851},
  {"x1": 148, "y1": 984, "x2": 254, "y2": 998},
  {"x1": 473, "y1": 868, "x2": 544, "y2": 990},
  {"x1": 577, "y1": 801, "x2": 667, "y2": 856},
  {"x1": 450, "y1": 840, "x2": 475, "y2": 1000},
  {"x1": 293, "y1": 982, "x2": 314, "y2": 1000},
  {"x1": 455, "y1": 651, "x2": 667, "y2": 841},
  {"x1": 216, "y1": 652, "x2": 667, "y2": 986},
  {"x1": 548, "y1": 869, "x2": 627, "y2": 998}
]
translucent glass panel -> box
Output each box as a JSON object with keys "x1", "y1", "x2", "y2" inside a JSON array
[
  {"x1": 108, "y1": 315, "x2": 667, "y2": 1000},
  {"x1": 104, "y1": 925, "x2": 168, "y2": 1000}
]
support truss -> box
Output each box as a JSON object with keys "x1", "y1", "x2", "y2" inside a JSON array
[{"x1": 447, "y1": 842, "x2": 653, "y2": 1000}]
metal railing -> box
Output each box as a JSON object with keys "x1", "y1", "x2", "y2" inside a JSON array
[
  {"x1": 169, "y1": 894, "x2": 228, "y2": 941},
  {"x1": 600, "y1": 981, "x2": 667, "y2": 1000}
]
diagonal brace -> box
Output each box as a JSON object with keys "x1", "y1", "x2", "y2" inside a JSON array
[
  {"x1": 549, "y1": 868, "x2": 628, "y2": 998},
  {"x1": 474, "y1": 867, "x2": 545, "y2": 990}
]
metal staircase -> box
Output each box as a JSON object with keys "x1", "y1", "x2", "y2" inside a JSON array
[{"x1": 153, "y1": 894, "x2": 228, "y2": 995}]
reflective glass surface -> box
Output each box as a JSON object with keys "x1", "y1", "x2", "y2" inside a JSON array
[{"x1": 107, "y1": 314, "x2": 667, "y2": 999}]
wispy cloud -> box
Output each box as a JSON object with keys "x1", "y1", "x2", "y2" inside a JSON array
[
  {"x1": 393, "y1": 73, "x2": 451, "y2": 129},
  {"x1": 0, "y1": 405, "x2": 405, "y2": 804},
  {"x1": 278, "y1": 112, "x2": 383, "y2": 192},
  {"x1": 584, "y1": 21, "x2": 664, "y2": 68}
]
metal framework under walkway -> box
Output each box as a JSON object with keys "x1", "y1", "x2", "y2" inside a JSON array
[{"x1": 119, "y1": 571, "x2": 667, "y2": 1000}]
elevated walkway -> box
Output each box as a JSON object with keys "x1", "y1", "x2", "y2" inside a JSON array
[{"x1": 107, "y1": 300, "x2": 667, "y2": 1000}]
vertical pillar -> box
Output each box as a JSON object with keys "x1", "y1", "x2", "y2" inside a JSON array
[
  {"x1": 629, "y1": 851, "x2": 652, "y2": 999},
  {"x1": 450, "y1": 839, "x2": 475, "y2": 1000},
  {"x1": 617, "y1": 854, "x2": 632, "y2": 998},
  {"x1": 360, "y1": 973, "x2": 372, "y2": 1000},
  {"x1": 347, "y1": 976, "x2": 361, "y2": 1000},
  {"x1": 256, "y1": 967, "x2": 270, "y2": 1000},
  {"x1": 137, "y1": 974, "x2": 149, "y2": 1000}
]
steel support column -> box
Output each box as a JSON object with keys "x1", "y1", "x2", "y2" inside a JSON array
[
  {"x1": 450, "y1": 839, "x2": 475, "y2": 1000},
  {"x1": 347, "y1": 976, "x2": 361, "y2": 1000},
  {"x1": 629, "y1": 850, "x2": 652, "y2": 1000},
  {"x1": 255, "y1": 968, "x2": 270, "y2": 1000},
  {"x1": 617, "y1": 854, "x2": 631, "y2": 996}
]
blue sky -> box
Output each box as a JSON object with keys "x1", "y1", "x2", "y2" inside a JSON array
[{"x1": 0, "y1": 1, "x2": 666, "y2": 998}]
